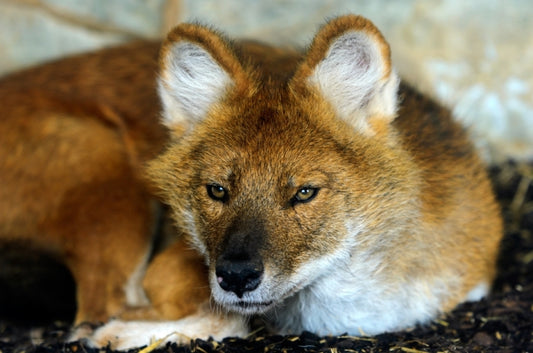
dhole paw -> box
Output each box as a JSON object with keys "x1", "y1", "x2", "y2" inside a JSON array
[
  {"x1": 67, "y1": 322, "x2": 98, "y2": 343},
  {"x1": 77, "y1": 320, "x2": 183, "y2": 350},
  {"x1": 70, "y1": 312, "x2": 249, "y2": 350}
]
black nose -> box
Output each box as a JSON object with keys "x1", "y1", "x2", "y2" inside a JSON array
[{"x1": 215, "y1": 259, "x2": 263, "y2": 298}]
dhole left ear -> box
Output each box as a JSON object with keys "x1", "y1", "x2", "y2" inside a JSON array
[
  {"x1": 291, "y1": 15, "x2": 399, "y2": 135},
  {"x1": 158, "y1": 24, "x2": 250, "y2": 129}
]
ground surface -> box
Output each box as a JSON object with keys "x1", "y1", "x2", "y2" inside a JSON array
[{"x1": 0, "y1": 162, "x2": 532, "y2": 353}]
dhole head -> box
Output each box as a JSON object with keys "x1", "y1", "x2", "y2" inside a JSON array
[{"x1": 150, "y1": 15, "x2": 425, "y2": 314}]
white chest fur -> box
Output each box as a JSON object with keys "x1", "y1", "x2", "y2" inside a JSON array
[{"x1": 263, "y1": 254, "x2": 467, "y2": 336}]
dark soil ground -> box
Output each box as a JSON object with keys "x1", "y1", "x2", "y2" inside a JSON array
[{"x1": 0, "y1": 161, "x2": 532, "y2": 353}]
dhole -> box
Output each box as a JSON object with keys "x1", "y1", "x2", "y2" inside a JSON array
[{"x1": 0, "y1": 15, "x2": 502, "y2": 349}]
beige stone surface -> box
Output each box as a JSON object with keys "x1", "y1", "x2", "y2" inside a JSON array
[{"x1": 0, "y1": 0, "x2": 174, "y2": 75}]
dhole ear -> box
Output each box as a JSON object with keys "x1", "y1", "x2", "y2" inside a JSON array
[
  {"x1": 292, "y1": 15, "x2": 399, "y2": 135},
  {"x1": 158, "y1": 24, "x2": 249, "y2": 129}
]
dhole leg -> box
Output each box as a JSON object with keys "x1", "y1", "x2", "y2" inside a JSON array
[
  {"x1": 118, "y1": 237, "x2": 211, "y2": 321},
  {"x1": 49, "y1": 175, "x2": 157, "y2": 324}
]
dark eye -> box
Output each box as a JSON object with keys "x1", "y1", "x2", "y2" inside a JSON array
[
  {"x1": 207, "y1": 184, "x2": 228, "y2": 202},
  {"x1": 292, "y1": 187, "x2": 319, "y2": 204}
]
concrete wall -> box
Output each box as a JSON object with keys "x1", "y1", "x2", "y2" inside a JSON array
[{"x1": 1, "y1": 0, "x2": 531, "y2": 162}]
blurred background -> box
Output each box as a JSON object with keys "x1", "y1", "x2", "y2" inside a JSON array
[{"x1": 0, "y1": 0, "x2": 531, "y2": 163}]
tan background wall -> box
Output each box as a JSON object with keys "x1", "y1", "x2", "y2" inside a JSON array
[{"x1": 1, "y1": 0, "x2": 531, "y2": 162}]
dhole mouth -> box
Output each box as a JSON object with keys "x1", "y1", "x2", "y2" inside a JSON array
[{"x1": 235, "y1": 300, "x2": 274, "y2": 313}]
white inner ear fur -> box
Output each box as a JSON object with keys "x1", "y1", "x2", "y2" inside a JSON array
[
  {"x1": 158, "y1": 42, "x2": 233, "y2": 127},
  {"x1": 308, "y1": 31, "x2": 399, "y2": 135}
]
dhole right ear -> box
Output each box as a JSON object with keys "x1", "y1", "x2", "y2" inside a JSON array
[{"x1": 158, "y1": 24, "x2": 250, "y2": 129}]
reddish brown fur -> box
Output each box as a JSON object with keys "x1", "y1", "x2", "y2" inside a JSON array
[
  {"x1": 0, "y1": 42, "x2": 169, "y2": 323},
  {"x1": 118, "y1": 238, "x2": 210, "y2": 321}
]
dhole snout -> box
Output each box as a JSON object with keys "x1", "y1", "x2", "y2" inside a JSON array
[{"x1": 215, "y1": 218, "x2": 265, "y2": 298}]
